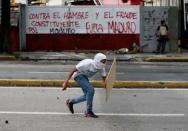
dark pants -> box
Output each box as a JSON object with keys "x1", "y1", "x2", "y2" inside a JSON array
[{"x1": 157, "y1": 37, "x2": 167, "y2": 54}]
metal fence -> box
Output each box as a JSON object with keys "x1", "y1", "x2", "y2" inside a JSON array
[{"x1": 144, "y1": 0, "x2": 180, "y2": 7}]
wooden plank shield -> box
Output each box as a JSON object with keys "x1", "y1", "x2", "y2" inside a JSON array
[{"x1": 105, "y1": 58, "x2": 116, "y2": 102}]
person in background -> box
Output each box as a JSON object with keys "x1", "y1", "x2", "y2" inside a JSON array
[
  {"x1": 62, "y1": 53, "x2": 107, "y2": 118},
  {"x1": 155, "y1": 20, "x2": 169, "y2": 54}
]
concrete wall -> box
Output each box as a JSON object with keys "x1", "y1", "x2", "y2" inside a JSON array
[
  {"x1": 140, "y1": 6, "x2": 179, "y2": 53},
  {"x1": 17, "y1": 5, "x2": 180, "y2": 52},
  {"x1": 23, "y1": 5, "x2": 140, "y2": 51},
  {"x1": 140, "y1": 7, "x2": 168, "y2": 52}
]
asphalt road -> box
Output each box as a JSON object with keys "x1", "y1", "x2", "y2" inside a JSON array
[
  {"x1": 0, "y1": 61, "x2": 188, "y2": 81},
  {"x1": 0, "y1": 87, "x2": 187, "y2": 131}
]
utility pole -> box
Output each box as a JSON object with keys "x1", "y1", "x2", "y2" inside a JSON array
[
  {"x1": 180, "y1": 0, "x2": 184, "y2": 35},
  {"x1": 1, "y1": 0, "x2": 11, "y2": 53}
]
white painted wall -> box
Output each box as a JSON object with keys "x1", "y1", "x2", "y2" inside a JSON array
[
  {"x1": 26, "y1": 6, "x2": 140, "y2": 34},
  {"x1": 16, "y1": 0, "x2": 27, "y2": 4},
  {"x1": 46, "y1": 0, "x2": 65, "y2": 5}
]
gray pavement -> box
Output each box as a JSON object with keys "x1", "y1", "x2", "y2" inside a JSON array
[
  {"x1": 1, "y1": 51, "x2": 188, "y2": 87},
  {"x1": 0, "y1": 87, "x2": 187, "y2": 131},
  {"x1": 1, "y1": 51, "x2": 188, "y2": 62},
  {"x1": 14, "y1": 51, "x2": 188, "y2": 62},
  {"x1": 0, "y1": 51, "x2": 188, "y2": 130}
]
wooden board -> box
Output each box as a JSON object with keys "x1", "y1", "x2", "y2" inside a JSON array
[{"x1": 105, "y1": 58, "x2": 116, "y2": 102}]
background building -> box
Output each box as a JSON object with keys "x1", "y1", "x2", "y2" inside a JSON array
[{"x1": 1, "y1": 0, "x2": 187, "y2": 52}]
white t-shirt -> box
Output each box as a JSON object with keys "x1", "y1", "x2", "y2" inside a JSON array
[{"x1": 73, "y1": 59, "x2": 106, "y2": 79}]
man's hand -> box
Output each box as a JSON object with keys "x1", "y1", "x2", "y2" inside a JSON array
[{"x1": 62, "y1": 67, "x2": 77, "y2": 91}]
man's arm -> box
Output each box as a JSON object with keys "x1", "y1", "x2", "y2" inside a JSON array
[{"x1": 62, "y1": 67, "x2": 77, "y2": 91}]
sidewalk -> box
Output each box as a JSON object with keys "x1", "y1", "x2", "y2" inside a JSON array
[
  {"x1": 12, "y1": 51, "x2": 188, "y2": 62},
  {"x1": 0, "y1": 51, "x2": 188, "y2": 88},
  {"x1": 1, "y1": 51, "x2": 188, "y2": 62}
]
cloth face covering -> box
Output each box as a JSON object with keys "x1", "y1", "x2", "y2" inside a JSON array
[{"x1": 93, "y1": 53, "x2": 107, "y2": 69}]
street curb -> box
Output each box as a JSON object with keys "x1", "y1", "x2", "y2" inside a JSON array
[
  {"x1": 0, "y1": 55, "x2": 16, "y2": 61},
  {"x1": 0, "y1": 79, "x2": 188, "y2": 88},
  {"x1": 144, "y1": 57, "x2": 188, "y2": 62}
]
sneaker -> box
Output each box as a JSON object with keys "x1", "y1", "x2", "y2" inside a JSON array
[
  {"x1": 66, "y1": 99, "x2": 74, "y2": 114},
  {"x1": 85, "y1": 111, "x2": 98, "y2": 118}
]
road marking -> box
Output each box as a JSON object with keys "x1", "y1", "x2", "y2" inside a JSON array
[
  {"x1": 113, "y1": 88, "x2": 188, "y2": 91},
  {"x1": 0, "y1": 111, "x2": 185, "y2": 117},
  {"x1": 28, "y1": 71, "x2": 124, "y2": 75},
  {"x1": 28, "y1": 72, "x2": 63, "y2": 74},
  {"x1": 1, "y1": 87, "x2": 188, "y2": 91}
]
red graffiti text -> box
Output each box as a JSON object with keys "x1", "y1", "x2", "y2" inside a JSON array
[
  {"x1": 64, "y1": 11, "x2": 89, "y2": 19},
  {"x1": 116, "y1": 11, "x2": 137, "y2": 19},
  {"x1": 29, "y1": 12, "x2": 50, "y2": 20},
  {"x1": 86, "y1": 22, "x2": 103, "y2": 33},
  {"x1": 108, "y1": 21, "x2": 136, "y2": 34}
]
